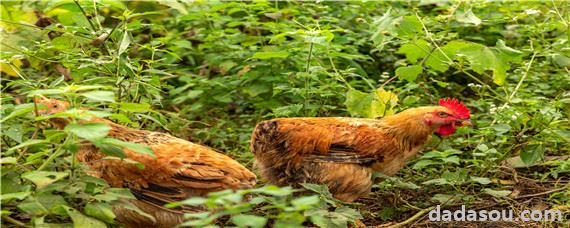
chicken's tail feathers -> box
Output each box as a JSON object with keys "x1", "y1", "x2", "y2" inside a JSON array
[{"x1": 250, "y1": 120, "x2": 281, "y2": 156}]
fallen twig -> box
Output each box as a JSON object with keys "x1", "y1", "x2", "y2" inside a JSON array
[
  {"x1": 515, "y1": 186, "x2": 569, "y2": 200},
  {"x1": 372, "y1": 206, "x2": 435, "y2": 228}
]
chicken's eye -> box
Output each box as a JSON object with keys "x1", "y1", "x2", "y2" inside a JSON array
[
  {"x1": 52, "y1": 104, "x2": 58, "y2": 108},
  {"x1": 437, "y1": 112, "x2": 449, "y2": 117}
]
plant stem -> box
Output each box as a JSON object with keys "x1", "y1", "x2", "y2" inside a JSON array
[
  {"x1": 304, "y1": 42, "x2": 314, "y2": 116},
  {"x1": 37, "y1": 137, "x2": 70, "y2": 171},
  {"x1": 73, "y1": 0, "x2": 97, "y2": 31},
  {"x1": 1, "y1": 215, "x2": 30, "y2": 227}
]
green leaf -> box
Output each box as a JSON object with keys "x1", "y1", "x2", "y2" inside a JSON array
[
  {"x1": 118, "y1": 30, "x2": 131, "y2": 56},
  {"x1": 396, "y1": 16, "x2": 423, "y2": 37},
  {"x1": 344, "y1": 89, "x2": 372, "y2": 118},
  {"x1": 482, "y1": 188, "x2": 512, "y2": 198},
  {"x1": 52, "y1": 34, "x2": 77, "y2": 49},
  {"x1": 431, "y1": 194, "x2": 457, "y2": 204},
  {"x1": 251, "y1": 51, "x2": 289, "y2": 59},
  {"x1": 344, "y1": 89, "x2": 398, "y2": 118},
  {"x1": 422, "y1": 178, "x2": 450, "y2": 186},
  {"x1": 371, "y1": 9, "x2": 398, "y2": 49},
  {"x1": 98, "y1": 144, "x2": 126, "y2": 158},
  {"x1": 521, "y1": 143, "x2": 545, "y2": 165},
  {"x1": 0, "y1": 191, "x2": 31, "y2": 201},
  {"x1": 65, "y1": 123, "x2": 111, "y2": 142},
  {"x1": 412, "y1": 160, "x2": 437, "y2": 169},
  {"x1": 456, "y1": 9, "x2": 482, "y2": 25},
  {"x1": 17, "y1": 200, "x2": 48, "y2": 215},
  {"x1": 272, "y1": 104, "x2": 303, "y2": 117},
  {"x1": 81, "y1": 91, "x2": 115, "y2": 103},
  {"x1": 102, "y1": 138, "x2": 155, "y2": 158},
  {"x1": 62, "y1": 206, "x2": 107, "y2": 228},
  {"x1": 425, "y1": 40, "x2": 523, "y2": 85},
  {"x1": 490, "y1": 124, "x2": 511, "y2": 134},
  {"x1": 37, "y1": 193, "x2": 69, "y2": 216},
  {"x1": 85, "y1": 203, "x2": 116, "y2": 224},
  {"x1": 395, "y1": 65, "x2": 423, "y2": 82},
  {"x1": 397, "y1": 40, "x2": 431, "y2": 63},
  {"x1": 0, "y1": 103, "x2": 35, "y2": 123},
  {"x1": 116, "y1": 103, "x2": 150, "y2": 112},
  {"x1": 22, "y1": 171, "x2": 69, "y2": 189},
  {"x1": 7, "y1": 139, "x2": 47, "y2": 153},
  {"x1": 0, "y1": 157, "x2": 17, "y2": 164},
  {"x1": 231, "y1": 214, "x2": 267, "y2": 228},
  {"x1": 470, "y1": 177, "x2": 492, "y2": 185},
  {"x1": 291, "y1": 195, "x2": 320, "y2": 210}
]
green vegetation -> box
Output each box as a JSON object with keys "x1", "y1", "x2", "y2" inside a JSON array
[{"x1": 1, "y1": 1, "x2": 569, "y2": 227}]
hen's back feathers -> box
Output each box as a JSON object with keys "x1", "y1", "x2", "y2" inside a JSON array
[
  {"x1": 251, "y1": 117, "x2": 432, "y2": 202},
  {"x1": 75, "y1": 118, "x2": 256, "y2": 227}
]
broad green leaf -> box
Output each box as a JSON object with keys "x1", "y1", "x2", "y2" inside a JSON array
[
  {"x1": 396, "y1": 16, "x2": 423, "y2": 37},
  {"x1": 65, "y1": 122, "x2": 111, "y2": 142},
  {"x1": 456, "y1": 9, "x2": 482, "y2": 25},
  {"x1": 93, "y1": 188, "x2": 135, "y2": 202},
  {"x1": 243, "y1": 82, "x2": 271, "y2": 97},
  {"x1": 118, "y1": 30, "x2": 131, "y2": 56},
  {"x1": 231, "y1": 214, "x2": 267, "y2": 228},
  {"x1": 0, "y1": 191, "x2": 30, "y2": 201},
  {"x1": 490, "y1": 124, "x2": 511, "y2": 134},
  {"x1": 395, "y1": 180, "x2": 420, "y2": 190},
  {"x1": 272, "y1": 104, "x2": 303, "y2": 117},
  {"x1": 431, "y1": 194, "x2": 457, "y2": 204},
  {"x1": 0, "y1": 157, "x2": 17, "y2": 164},
  {"x1": 22, "y1": 171, "x2": 69, "y2": 189},
  {"x1": 116, "y1": 103, "x2": 150, "y2": 112},
  {"x1": 373, "y1": 88, "x2": 399, "y2": 117},
  {"x1": 422, "y1": 178, "x2": 450, "y2": 186},
  {"x1": 98, "y1": 144, "x2": 126, "y2": 158},
  {"x1": 344, "y1": 89, "x2": 372, "y2": 118},
  {"x1": 52, "y1": 34, "x2": 77, "y2": 49},
  {"x1": 251, "y1": 185, "x2": 294, "y2": 197},
  {"x1": 345, "y1": 88, "x2": 398, "y2": 118},
  {"x1": 291, "y1": 195, "x2": 320, "y2": 210},
  {"x1": 251, "y1": 51, "x2": 289, "y2": 59},
  {"x1": 371, "y1": 9, "x2": 398, "y2": 49},
  {"x1": 81, "y1": 91, "x2": 115, "y2": 103},
  {"x1": 395, "y1": 65, "x2": 423, "y2": 82},
  {"x1": 17, "y1": 200, "x2": 48, "y2": 215},
  {"x1": 521, "y1": 143, "x2": 545, "y2": 165},
  {"x1": 425, "y1": 40, "x2": 472, "y2": 72},
  {"x1": 482, "y1": 188, "x2": 512, "y2": 198},
  {"x1": 0, "y1": 103, "x2": 35, "y2": 123},
  {"x1": 62, "y1": 206, "x2": 107, "y2": 228},
  {"x1": 397, "y1": 40, "x2": 431, "y2": 63},
  {"x1": 166, "y1": 197, "x2": 207, "y2": 208},
  {"x1": 102, "y1": 138, "x2": 155, "y2": 158},
  {"x1": 412, "y1": 160, "x2": 437, "y2": 169},
  {"x1": 37, "y1": 193, "x2": 68, "y2": 216},
  {"x1": 425, "y1": 40, "x2": 523, "y2": 85},
  {"x1": 7, "y1": 139, "x2": 47, "y2": 154},
  {"x1": 85, "y1": 203, "x2": 116, "y2": 224},
  {"x1": 470, "y1": 177, "x2": 492, "y2": 185}
]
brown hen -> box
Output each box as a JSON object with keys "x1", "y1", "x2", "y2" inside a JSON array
[
  {"x1": 36, "y1": 98, "x2": 257, "y2": 227},
  {"x1": 251, "y1": 98, "x2": 471, "y2": 202}
]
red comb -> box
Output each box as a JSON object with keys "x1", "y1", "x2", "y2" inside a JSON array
[{"x1": 439, "y1": 98, "x2": 470, "y2": 119}]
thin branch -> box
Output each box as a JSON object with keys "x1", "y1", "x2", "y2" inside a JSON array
[
  {"x1": 515, "y1": 186, "x2": 569, "y2": 199},
  {"x1": 1, "y1": 215, "x2": 30, "y2": 227},
  {"x1": 73, "y1": 0, "x2": 97, "y2": 31}
]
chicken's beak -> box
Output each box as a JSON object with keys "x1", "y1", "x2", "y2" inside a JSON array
[{"x1": 461, "y1": 120, "x2": 472, "y2": 127}]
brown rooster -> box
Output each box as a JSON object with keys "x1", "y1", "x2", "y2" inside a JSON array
[
  {"x1": 251, "y1": 98, "x2": 471, "y2": 202},
  {"x1": 36, "y1": 98, "x2": 257, "y2": 227}
]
